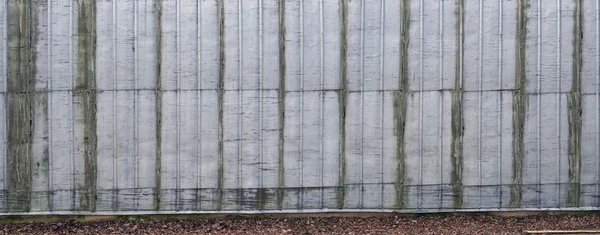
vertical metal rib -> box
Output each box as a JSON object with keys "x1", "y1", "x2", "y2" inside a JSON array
[
  {"x1": 438, "y1": 0, "x2": 444, "y2": 209},
  {"x1": 111, "y1": 0, "x2": 118, "y2": 211},
  {"x1": 48, "y1": 0, "x2": 54, "y2": 211},
  {"x1": 237, "y1": 0, "x2": 243, "y2": 211},
  {"x1": 69, "y1": 0, "x2": 76, "y2": 211},
  {"x1": 299, "y1": 0, "x2": 304, "y2": 209},
  {"x1": 418, "y1": 0, "x2": 424, "y2": 210},
  {"x1": 596, "y1": 0, "x2": 600, "y2": 208},
  {"x1": 2, "y1": 0, "x2": 8, "y2": 213},
  {"x1": 556, "y1": 0, "x2": 562, "y2": 207},
  {"x1": 498, "y1": 0, "x2": 504, "y2": 208},
  {"x1": 379, "y1": 0, "x2": 385, "y2": 209},
  {"x1": 478, "y1": 0, "x2": 483, "y2": 209},
  {"x1": 176, "y1": 0, "x2": 181, "y2": 211},
  {"x1": 196, "y1": 0, "x2": 202, "y2": 211},
  {"x1": 359, "y1": 0, "x2": 365, "y2": 209},
  {"x1": 258, "y1": 0, "x2": 264, "y2": 210},
  {"x1": 319, "y1": 0, "x2": 325, "y2": 209},
  {"x1": 133, "y1": 0, "x2": 139, "y2": 211},
  {"x1": 536, "y1": 0, "x2": 542, "y2": 209}
]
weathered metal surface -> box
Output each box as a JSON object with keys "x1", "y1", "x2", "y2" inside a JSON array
[{"x1": 0, "y1": 0, "x2": 598, "y2": 214}]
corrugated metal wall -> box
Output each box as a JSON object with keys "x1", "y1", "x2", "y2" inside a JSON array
[{"x1": 0, "y1": 0, "x2": 599, "y2": 214}]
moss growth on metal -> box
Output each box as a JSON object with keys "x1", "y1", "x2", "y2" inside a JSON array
[
  {"x1": 277, "y1": 0, "x2": 286, "y2": 211},
  {"x1": 337, "y1": 0, "x2": 348, "y2": 210},
  {"x1": 7, "y1": 0, "x2": 39, "y2": 212},
  {"x1": 75, "y1": 0, "x2": 97, "y2": 212},
  {"x1": 393, "y1": 0, "x2": 411, "y2": 210},
  {"x1": 510, "y1": 0, "x2": 529, "y2": 208},
  {"x1": 450, "y1": 0, "x2": 465, "y2": 209},
  {"x1": 217, "y1": 0, "x2": 225, "y2": 211},
  {"x1": 566, "y1": 0, "x2": 582, "y2": 208},
  {"x1": 154, "y1": 0, "x2": 163, "y2": 211}
]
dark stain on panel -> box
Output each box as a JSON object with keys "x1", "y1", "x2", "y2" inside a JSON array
[
  {"x1": 337, "y1": 0, "x2": 348, "y2": 210},
  {"x1": 450, "y1": 0, "x2": 465, "y2": 209},
  {"x1": 393, "y1": 0, "x2": 411, "y2": 210},
  {"x1": 217, "y1": 0, "x2": 225, "y2": 211},
  {"x1": 510, "y1": 0, "x2": 529, "y2": 208},
  {"x1": 566, "y1": 0, "x2": 582, "y2": 208},
  {"x1": 6, "y1": 0, "x2": 38, "y2": 212},
  {"x1": 75, "y1": 0, "x2": 97, "y2": 212},
  {"x1": 154, "y1": 0, "x2": 163, "y2": 211},
  {"x1": 277, "y1": 0, "x2": 286, "y2": 211}
]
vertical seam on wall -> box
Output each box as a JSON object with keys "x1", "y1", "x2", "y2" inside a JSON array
[
  {"x1": 258, "y1": 0, "x2": 264, "y2": 211},
  {"x1": 497, "y1": 0, "x2": 504, "y2": 208},
  {"x1": 111, "y1": 0, "x2": 118, "y2": 212},
  {"x1": 567, "y1": 0, "x2": 582, "y2": 208},
  {"x1": 319, "y1": 0, "x2": 325, "y2": 210},
  {"x1": 217, "y1": 0, "x2": 225, "y2": 211},
  {"x1": 477, "y1": 0, "x2": 483, "y2": 209},
  {"x1": 535, "y1": 0, "x2": 541, "y2": 209},
  {"x1": 196, "y1": 0, "x2": 202, "y2": 212},
  {"x1": 175, "y1": 0, "x2": 181, "y2": 212},
  {"x1": 596, "y1": 0, "x2": 600, "y2": 209},
  {"x1": 337, "y1": 0, "x2": 348, "y2": 210},
  {"x1": 3, "y1": 0, "x2": 8, "y2": 213},
  {"x1": 154, "y1": 0, "x2": 163, "y2": 211},
  {"x1": 48, "y1": 0, "x2": 54, "y2": 211},
  {"x1": 438, "y1": 0, "x2": 444, "y2": 210},
  {"x1": 394, "y1": 0, "x2": 410, "y2": 210},
  {"x1": 237, "y1": 0, "x2": 243, "y2": 211},
  {"x1": 69, "y1": 0, "x2": 76, "y2": 212},
  {"x1": 556, "y1": 0, "x2": 562, "y2": 208},
  {"x1": 277, "y1": 0, "x2": 286, "y2": 211},
  {"x1": 359, "y1": 0, "x2": 365, "y2": 210},
  {"x1": 299, "y1": 0, "x2": 304, "y2": 210},
  {"x1": 450, "y1": 0, "x2": 465, "y2": 210},
  {"x1": 133, "y1": 0, "x2": 139, "y2": 211},
  {"x1": 510, "y1": 0, "x2": 529, "y2": 208},
  {"x1": 379, "y1": 0, "x2": 385, "y2": 209}
]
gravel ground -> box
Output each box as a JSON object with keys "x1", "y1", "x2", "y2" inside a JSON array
[{"x1": 1, "y1": 213, "x2": 600, "y2": 234}]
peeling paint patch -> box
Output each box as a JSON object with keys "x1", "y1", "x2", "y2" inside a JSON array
[
  {"x1": 154, "y1": 0, "x2": 163, "y2": 211},
  {"x1": 510, "y1": 0, "x2": 529, "y2": 208},
  {"x1": 277, "y1": 0, "x2": 286, "y2": 211},
  {"x1": 75, "y1": 0, "x2": 97, "y2": 212},
  {"x1": 337, "y1": 0, "x2": 348, "y2": 210},
  {"x1": 393, "y1": 0, "x2": 410, "y2": 210},
  {"x1": 6, "y1": 0, "x2": 38, "y2": 212},
  {"x1": 566, "y1": 0, "x2": 582, "y2": 208},
  {"x1": 217, "y1": 0, "x2": 225, "y2": 211}
]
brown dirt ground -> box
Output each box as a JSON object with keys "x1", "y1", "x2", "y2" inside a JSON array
[{"x1": 1, "y1": 213, "x2": 600, "y2": 234}]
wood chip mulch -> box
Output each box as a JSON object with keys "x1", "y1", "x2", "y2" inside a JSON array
[{"x1": 1, "y1": 213, "x2": 600, "y2": 234}]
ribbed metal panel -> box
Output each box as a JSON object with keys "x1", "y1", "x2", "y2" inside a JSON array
[{"x1": 0, "y1": 0, "x2": 598, "y2": 214}]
